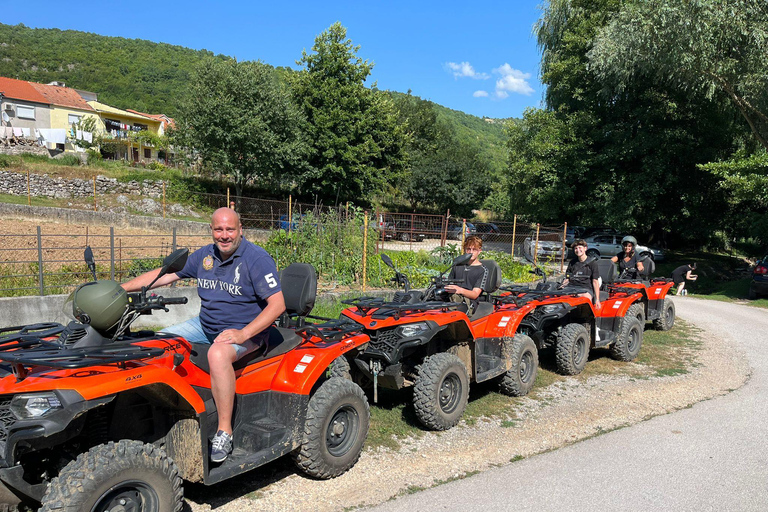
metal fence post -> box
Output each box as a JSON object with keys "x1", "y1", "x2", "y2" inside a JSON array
[
  {"x1": 561, "y1": 223, "x2": 567, "y2": 273},
  {"x1": 172, "y1": 227, "x2": 177, "y2": 252},
  {"x1": 110, "y1": 227, "x2": 115, "y2": 281},
  {"x1": 37, "y1": 226, "x2": 44, "y2": 296},
  {"x1": 511, "y1": 215, "x2": 517, "y2": 257}
]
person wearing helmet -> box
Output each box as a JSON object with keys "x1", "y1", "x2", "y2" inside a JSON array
[
  {"x1": 121, "y1": 207, "x2": 285, "y2": 463},
  {"x1": 611, "y1": 235, "x2": 644, "y2": 278}
]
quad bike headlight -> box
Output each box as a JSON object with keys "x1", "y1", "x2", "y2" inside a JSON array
[
  {"x1": 10, "y1": 392, "x2": 63, "y2": 420},
  {"x1": 397, "y1": 322, "x2": 430, "y2": 338},
  {"x1": 541, "y1": 304, "x2": 565, "y2": 314}
]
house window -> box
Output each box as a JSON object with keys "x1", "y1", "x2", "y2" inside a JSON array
[
  {"x1": 144, "y1": 148, "x2": 151, "y2": 158},
  {"x1": 17, "y1": 105, "x2": 35, "y2": 120},
  {"x1": 68, "y1": 114, "x2": 81, "y2": 125}
]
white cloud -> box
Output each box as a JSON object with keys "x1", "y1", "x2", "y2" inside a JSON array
[
  {"x1": 493, "y1": 63, "x2": 534, "y2": 96},
  {"x1": 446, "y1": 61, "x2": 490, "y2": 80},
  {"x1": 473, "y1": 90, "x2": 489, "y2": 97}
]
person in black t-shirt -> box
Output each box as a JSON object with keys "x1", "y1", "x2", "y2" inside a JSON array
[
  {"x1": 671, "y1": 262, "x2": 697, "y2": 295},
  {"x1": 560, "y1": 239, "x2": 601, "y2": 308},
  {"x1": 611, "y1": 235, "x2": 644, "y2": 278},
  {"x1": 446, "y1": 235, "x2": 488, "y2": 307}
]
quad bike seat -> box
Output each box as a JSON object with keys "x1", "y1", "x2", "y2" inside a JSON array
[
  {"x1": 638, "y1": 255, "x2": 655, "y2": 284},
  {"x1": 470, "y1": 259, "x2": 502, "y2": 320},
  {"x1": 189, "y1": 262, "x2": 318, "y2": 373}
]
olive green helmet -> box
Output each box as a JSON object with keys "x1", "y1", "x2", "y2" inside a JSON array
[
  {"x1": 72, "y1": 280, "x2": 128, "y2": 332},
  {"x1": 621, "y1": 235, "x2": 638, "y2": 247}
]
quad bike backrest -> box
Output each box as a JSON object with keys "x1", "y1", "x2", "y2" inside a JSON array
[
  {"x1": 277, "y1": 263, "x2": 317, "y2": 327},
  {"x1": 638, "y1": 255, "x2": 655, "y2": 278},
  {"x1": 480, "y1": 259, "x2": 502, "y2": 294},
  {"x1": 469, "y1": 259, "x2": 502, "y2": 319},
  {"x1": 595, "y1": 259, "x2": 616, "y2": 287}
]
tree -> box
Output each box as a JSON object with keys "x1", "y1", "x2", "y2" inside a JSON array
[
  {"x1": 506, "y1": 0, "x2": 738, "y2": 246},
  {"x1": 174, "y1": 58, "x2": 307, "y2": 196},
  {"x1": 292, "y1": 23, "x2": 406, "y2": 205},
  {"x1": 589, "y1": 0, "x2": 768, "y2": 151}
]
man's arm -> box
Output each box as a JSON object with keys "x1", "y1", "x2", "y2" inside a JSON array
[
  {"x1": 214, "y1": 291, "x2": 286, "y2": 345},
  {"x1": 592, "y1": 278, "x2": 601, "y2": 308},
  {"x1": 121, "y1": 269, "x2": 180, "y2": 292},
  {"x1": 446, "y1": 285, "x2": 483, "y2": 300}
]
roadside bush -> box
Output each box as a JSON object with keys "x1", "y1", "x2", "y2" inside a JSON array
[
  {"x1": 55, "y1": 154, "x2": 82, "y2": 167},
  {"x1": 86, "y1": 149, "x2": 102, "y2": 164}
]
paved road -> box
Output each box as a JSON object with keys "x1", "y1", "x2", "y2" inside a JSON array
[{"x1": 369, "y1": 298, "x2": 768, "y2": 511}]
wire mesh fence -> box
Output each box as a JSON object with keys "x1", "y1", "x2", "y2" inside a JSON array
[{"x1": 0, "y1": 192, "x2": 568, "y2": 297}]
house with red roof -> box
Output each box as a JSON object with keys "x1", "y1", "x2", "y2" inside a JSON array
[{"x1": 0, "y1": 76, "x2": 51, "y2": 138}]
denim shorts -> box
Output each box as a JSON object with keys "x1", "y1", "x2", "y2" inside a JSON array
[{"x1": 161, "y1": 316, "x2": 260, "y2": 359}]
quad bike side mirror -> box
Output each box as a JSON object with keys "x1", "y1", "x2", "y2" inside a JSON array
[
  {"x1": 84, "y1": 246, "x2": 97, "y2": 281},
  {"x1": 145, "y1": 248, "x2": 189, "y2": 291},
  {"x1": 452, "y1": 253, "x2": 472, "y2": 267},
  {"x1": 381, "y1": 253, "x2": 395, "y2": 269}
]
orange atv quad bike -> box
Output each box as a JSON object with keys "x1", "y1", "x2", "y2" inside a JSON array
[
  {"x1": 609, "y1": 256, "x2": 676, "y2": 331},
  {"x1": 0, "y1": 248, "x2": 370, "y2": 511},
  {"x1": 330, "y1": 253, "x2": 540, "y2": 432},
  {"x1": 496, "y1": 261, "x2": 647, "y2": 375}
]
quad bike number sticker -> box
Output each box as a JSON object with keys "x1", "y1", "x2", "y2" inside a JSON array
[{"x1": 294, "y1": 355, "x2": 315, "y2": 373}]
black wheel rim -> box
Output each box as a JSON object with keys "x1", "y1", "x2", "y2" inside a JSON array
[
  {"x1": 92, "y1": 481, "x2": 158, "y2": 512},
  {"x1": 573, "y1": 336, "x2": 587, "y2": 366},
  {"x1": 326, "y1": 404, "x2": 360, "y2": 457},
  {"x1": 519, "y1": 351, "x2": 535, "y2": 383},
  {"x1": 439, "y1": 372, "x2": 462, "y2": 414},
  {"x1": 665, "y1": 306, "x2": 674, "y2": 326}
]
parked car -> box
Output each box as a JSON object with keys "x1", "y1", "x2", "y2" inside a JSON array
[
  {"x1": 446, "y1": 220, "x2": 477, "y2": 240},
  {"x1": 475, "y1": 222, "x2": 501, "y2": 240},
  {"x1": 565, "y1": 225, "x2": 586, "y2": 246},
  {"x1": 749, "y1": 256, "x2": 768, "y2": 299},
  {"x1": 392, "y1": 219, "x2": 428, "y2": 242},
  {"x1": 523, "y1": 236, "x2": 565, "y2": 262},
  {"x1": 581, "y1": 226, "x2": 621, "y2": 239},
  {"x1": 375, "y1": 215, "x2": 396, "y2": 239},
  {"x1": 583, "y1": 234, "x2": 665, "y2": 262}
]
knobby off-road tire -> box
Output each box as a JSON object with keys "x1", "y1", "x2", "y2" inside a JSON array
[
  {"x1": 626, "y1": 302, "x2": 646, "y2": 326},
  {"x1": 498, "y1": 335, "x2": 538, "y2": 397},
  {"x1": 413, "y1": 353, "x2": 469, "y2": 431},
  {"x1": 328, "y1": 355, "x2": 352, "y2": 380},
  {"x1": 40, "y1": 440, "x2": 183, "y2": 512},
  {"x1": 555, "y1": 323, "x2": 590, "y2": 375},
  {"x1": 653, "y1": 298, "x2": 676, "y2": 331},
  {"x1": 293, "y1": 377, "x2": 370, "y2": 479},
  {"x1": 610, "y1": 316, "x2": 644, "y2": 362}
]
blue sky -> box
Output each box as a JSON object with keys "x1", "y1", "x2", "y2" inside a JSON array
[{"x1": 3, "y1": 1, "x2": 546, "y2": 119}]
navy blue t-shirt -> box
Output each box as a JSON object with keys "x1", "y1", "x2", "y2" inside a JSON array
[{"x1": 175, "y1": 239, "x2": 281, "y2": 340}]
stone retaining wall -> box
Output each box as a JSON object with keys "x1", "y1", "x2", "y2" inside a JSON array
[{"x1": 0, "y1": 170, "x2": 164, "y2": 199}]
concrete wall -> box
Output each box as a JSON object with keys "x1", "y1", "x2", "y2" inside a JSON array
[
  {"x1": 0, "y1": 286, "x2": 201, "y2": 330},
  {"x1": 1, "y1": 99, "x2": 51, "y2": 131}
]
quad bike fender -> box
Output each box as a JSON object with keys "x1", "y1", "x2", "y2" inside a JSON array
[
  {"x1": 598, "y1": 293, "x2": 643, "y2": 319},
  {"x1": 72, "y1": 358, "x2": 207, "y2": 413},
  {"x1": 270, "y1": 333, "x2": 371, "y2": 395},
  {"x1": 647, "y1": 281, "x2": 674, "y2": 300}
]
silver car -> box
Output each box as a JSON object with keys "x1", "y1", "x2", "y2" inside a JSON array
[{"x1": 583, "y1": 234, "x2": 665, "y2": 261}]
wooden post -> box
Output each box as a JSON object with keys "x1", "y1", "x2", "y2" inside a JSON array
[
  {"x1": 162, "y1": 181, "x2": 166, "y2": 219},
  {"x1": 561, "y1": 223, "x2": 568, "y2": 273},
  {"x1": 461, "y1": 218, "x2": 467, "y2": 247},
  {"x1": 363, "y1": 213, "x2": 369, "y2": 292},
  {"x1": 511, "y1": 215, "x2": 517, "y2": 257},
  {"x1": 227, "y1": 187, "x2": 230, "y2": 209},
  {"x1": 26, "y1": 170, "x2": 30, "y2": 206},
  {"x1": 93, "y1": 175, "x2": 97, "y2": 211},
  {"x1": 534, "y1": 223, "x2": 541, "y2": 265}
]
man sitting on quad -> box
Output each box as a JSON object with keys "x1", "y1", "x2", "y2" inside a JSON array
[
  {"x1": 560, "y1": 239, "x2": 601, "y2": 309},
  {"x1": 611, "y1": 235, "x2": 644, "y2": 279},
  {"x1": 121, "y1": 207, "x2": 286, "y2": 463},
  {"x1": 445, "y1": 235, "x2": 488, "y2": 308}
]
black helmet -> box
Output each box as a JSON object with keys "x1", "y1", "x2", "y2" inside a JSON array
[
  {"x1": 621, "y1": 235, "x2": 638, "y2": 247},
  {"x1": 72, "y1": 280, "x2": 128, "y2": 332}
]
